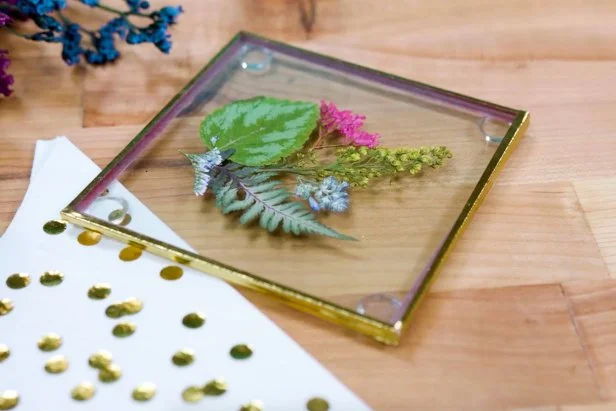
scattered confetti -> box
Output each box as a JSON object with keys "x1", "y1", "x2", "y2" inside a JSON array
[
  {"x1": 71, "y1": 382, "x2": 96, "y2": 401},
  {"x1": 132, "y1": 382, "x2": 156, "y2": 402},
  {"x1": 43, "y1": 220, "x2": 66, "y2": 235},
  {"x1": 44, "y1": 355, "x2": 69, "y2": 374},
  {"x1": 240, "y1": 400, "x2": 264, "y2": 411},
  {"x1": 0, "y1": 299, "x2": 13, "y2": 316},
  {"x1": 306, "y1": 397, "x2": 330, "y2": 411},
  {"x1": 105, "y1": 298, "x2": 143, "y2": 318},
  {"x1": 6, "y1": 273, "x2": 30, "y2": 289},
  {"x1": 112, "y1": 322, "x2": 136, "y2": 338},
  {"x1": 88, "y1": 350, "x2": 113, "y2": 369},
  {"x1": 172, "y1": 349, "x2": 195, "y2": 366},
  {"x1": 98, "y1": 364, "x2": 122, "y2": 383},
  {"x1": 203, "y1": 379, "x2": 227, "y2": 396},
  {"x1": 160, "y1": 265, "x2": 183, "y2": 281},
  {"x1": 77, "y1": 230, "x2": 102, "y2": 246},
  {"x1": 182, "y1": 312, "x2": 205, "y2": 329},
  {"x1": 230, "y1": 344, "x2": 253, "y2": 360},
  {"x1": 181, "y1": 386, "x2": 204, "y2": 403},
  {"x1": 40, "y1": 270, "x2": 64, "y2": 286},
  {"x1": 37, "y1": 333, "x2": 62, "y2": 352},
  {"x1": 119, "y1": 246, "x2": 142, "y2": 262},
  {"x1": 88, "y1": 283, "x2": 112, "y2": 300},
  {"x1": 0, "y1": 390, "x2": 19, "y2": 410},
  {"x1": 0, "y1": 344, "x2": 9, "y2": 363},
  {"x1": 122, "y1": 297, "x2": 143, "y2": 314}
]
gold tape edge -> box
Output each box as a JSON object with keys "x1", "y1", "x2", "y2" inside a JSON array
[
  {"x1": 396, "y1": 111, "x2": 531, "y2": 334},
  {"x1": 60, "y1": 208, "x2": 400, "y2": 345}
]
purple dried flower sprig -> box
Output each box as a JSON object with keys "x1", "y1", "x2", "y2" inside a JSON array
[{"x1": 0, "y1": 49, "x2": 14, "y2": 96}]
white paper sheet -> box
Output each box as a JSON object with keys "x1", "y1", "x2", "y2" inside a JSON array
[{"x1": 0, "y1": 137, "x2": 370, "y2": 411}]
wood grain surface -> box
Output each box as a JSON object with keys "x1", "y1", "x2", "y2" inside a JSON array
[{"x1": 2, "y1": 1, "x2": 616, "y2": 409}]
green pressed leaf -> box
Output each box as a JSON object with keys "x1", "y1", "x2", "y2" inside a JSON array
[{"x1": 200, "y1": 97, "x2": 319, "y2": 166}]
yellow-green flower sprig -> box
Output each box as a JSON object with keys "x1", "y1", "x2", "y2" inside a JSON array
[
  {"x1": 271, "y1": 145, "x2": 452, "y2": 188},
  {"x1": 317, "y1": 145, "x2": 452, "y2": 187}
]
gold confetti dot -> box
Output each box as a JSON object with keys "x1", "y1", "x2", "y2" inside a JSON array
[
  {"x1": 112, "y1": 322, "x2": 136, "y2": 338},
  {"x1": 172, "y1": 349, "x2": 195, "y2": 366},
  {"x1": 182, "y1": 312, "x2": 205, "y2": 329},
  {"x1": 88, "y1": 350, "x2": 113, "y2": 369},
  {"x1": 240, "y1": 400, "x2": 264, "y2": 411},
  {"x1": 45, "y1": 355, "x2": 69, "y2": 374},
  {"x1": 132, "y1": 382, "x2": 156, "y2": 402},
  {"x1": 105, "y1": 303, "x2": 125, "y2": 318},
  {"x1": 6, "y1": 273, "x2": 30, "y2": 290},
  {"x1": 173, "y1": 255, "x2": 191, "y2": 265},
  {"x1": 122, "y1": 297, "x2": 143, "y2": 314},
  {"x1": 108, "y1": 209, "x2": 125, "y2": 222},
  {"x1": 105, "y1": 298, "x2": 143, "y2": 318},
  {"x1": 43, "y1": 219, "x2": 67, "y2": 235},
  {"x1": 0, "y1": 299, "x2": 13, "y2": 316},
  {"x1": 181, "y1": 386, "x2": 204, "y2": 403},
  {"x1": 119, "y1": 246, "x2": 142, "y2": 262},
  {"x1": 0, "y1": 344, "x2": 9, "y2": 363},
  {"x1": 203, "y1": 379, "x2": 227, "y2": 396},
  {"x1": 77, "y1": 230, "x2": 102, "y2": 246},
  {"x1": 98, "y1": 364, "x2": 122, "y2": 383},
  {"x1": 37, "y1": 333, "x2": 62, "y2": 352},
  {"x1": 306, "y1": 397, "x2": 330, "y2": 411},
  {"x1": 71, "y1": 382, "x2": 95, "y2": 401},
  {"x1": 119, "y1": 214, "x2": 132, "y2": 226},
  {"x1": 230, "y1": 344, "x2": 253, "y2": 360},
  {"x1": 88, "y1": 283, "x2": 111, "y2": 300},
  {"x1": 40, "y1": 270, "x2": 64, "y2": 286},
  {"x1": 0, "y1": 390, "x2": 19, "y2": 410},
  {"x1": 160, "y1": 265, "x2": 183, "y2": 281},
  {"x1": 108, "y1": 211, "x2": 133, "y2": 227}
]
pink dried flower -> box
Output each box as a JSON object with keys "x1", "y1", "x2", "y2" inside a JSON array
[
  {"x1": 344, "y1": 130, "x2": 380, "y2": 148},
  {"x1": 319, "y1": 100, "x2": 379, "y2": 147},
  {"x1": 320, "y1": 100, "x2": 365, "y2": 134}
]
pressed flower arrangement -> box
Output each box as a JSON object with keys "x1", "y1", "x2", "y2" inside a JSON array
[
  {"x1": 0, "y1": 0, "x2": 183, "y2": 96},
  {"x1": 184, "y1": 97, "x2": 453, "y2": 241}
]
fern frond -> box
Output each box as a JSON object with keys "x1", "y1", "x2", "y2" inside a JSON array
[{"x1": 210, "y1": 167, "x2": 354, "y2": 241}]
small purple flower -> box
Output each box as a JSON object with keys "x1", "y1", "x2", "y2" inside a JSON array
[
  {"x1": 0, "y1": 11, "x2": 11, "y2": 27},
  {"x1": 0, "y1": 49, "x2": 14, "y2": 97}
]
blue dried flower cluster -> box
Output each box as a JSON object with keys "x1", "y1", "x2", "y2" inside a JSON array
[
  {"x1": 16, "y1": 0, "x2": 65, "y2": 15},
  {"x1": 4, "y1": 0, "x2": 183, "y2": 66},
  {"x1": 295, "y1": 176, "x2": 350, "y2": 213}
]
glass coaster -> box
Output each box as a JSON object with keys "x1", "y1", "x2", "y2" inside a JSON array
[{"x1": 63, "y1": 32, "x2": 529, "y2": 345}]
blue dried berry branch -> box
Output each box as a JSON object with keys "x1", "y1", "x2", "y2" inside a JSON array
[{"x1": 0, "y1": 0, "x2": 182, "y2": 68}]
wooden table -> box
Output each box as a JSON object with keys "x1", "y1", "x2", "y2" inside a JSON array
[{"x1": 2, "y1": 1, "x2": 616, "y2": 409}]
